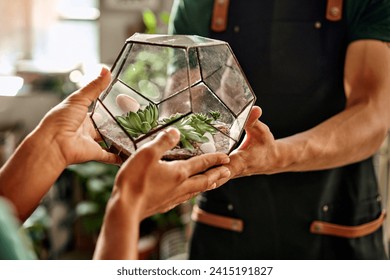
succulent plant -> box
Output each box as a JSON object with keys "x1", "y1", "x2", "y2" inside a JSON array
[
  {"x1": 116, "y1": 103, "x2": 159, "y2": 138},
  {"x1": 188, "y1": 113, "x2": 217, "y2": 135},
  {"x1": 116, "y1": 103, "x2": 221, "y2": 151},
  {"x1": 161, "y1": 112, "x2": 220, "y2": 151},
  {"x1": 209, "y1": 110, "x2": 221, "y2": 121}
]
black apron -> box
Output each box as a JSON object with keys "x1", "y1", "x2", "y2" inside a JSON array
[{"x1": 189, "y1": 0, "x2": 387, "y2": 259}]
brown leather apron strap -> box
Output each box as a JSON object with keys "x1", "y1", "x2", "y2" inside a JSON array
[
  {"x1": 211, "y1": 0, "x2": 230, "y2": 32},
  {"x1": 310, "y1": 211, "x2": 386, "y2": 238},
  {"x1": 326, "y1": 0, "x2": 343, "y2": 21},
  {"x1": 191, "y1": 205, "x2": 244, "y2": 232}
]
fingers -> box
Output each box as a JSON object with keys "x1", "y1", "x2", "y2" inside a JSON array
[
  {"x1": 179, "y1": 165, "x2": 231, "y2": 194},
  {"x1": 97, "y1": 149, "x2": 123, "y2": 166},
  {"x1": 138, "y1": 127, "x2": 181, "y2": 161},
  {"x1": 159, "y1": 167, "x2": 230, "y2": 212},
  {"x1": 238, "y1": 106, "x2": 267, "y2": 150},
  {"x1": 202, "y1": 165, "x2": 231, "y2": 190},
  {"x1": 69, "y1": 67, "x2": 111, "y2": 105},
  {"x1": 180, "y1": 152, "x2": 230, "y2": 178},
  {"x1": 156, "y1": 165, "x2": 231, "y2": 213},
  {"x1": 245, "y1": 106, "x2": 262, "y2": 129}
]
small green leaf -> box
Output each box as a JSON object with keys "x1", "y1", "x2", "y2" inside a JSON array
[
  {"x1": 210, "y1": 110, "x2": 221, "y2": 121},
  {"x1": 143, "y1": 9, "x2": 157, "y2": 34},
  {"x1": 141, "y1": 122, "x2": 151, "y2": 133},
  {"x1": 159, "y1": 11, "x2": 170, "y2": 25}
]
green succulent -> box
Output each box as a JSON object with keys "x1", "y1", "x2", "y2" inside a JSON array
[
  {"x1": 116, "y1": 103, "x2": 159, "y2": 138},
  {"x1": 116, "y1": 103, "x2": 221, "y2": 151},
  {"x1": 161, "y1": 112, "x2": 220, "y2": 150},
  {"x1": 188, "y1": 113, "x2": 217, "y2": 135},
  {"x1": 209, "y1": 110, "x2": 221, "y2": 121}
]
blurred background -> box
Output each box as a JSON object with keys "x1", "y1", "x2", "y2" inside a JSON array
[{"x1": 0, "y1": 0, "x2": 389, "y2": 260}]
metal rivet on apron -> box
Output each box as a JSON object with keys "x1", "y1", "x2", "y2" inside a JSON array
[
  {"x1": 231, "y1": 220, "x2": 240, "y2": 230},
  {"x1": 314, "y1": 224, "x2": 322, "y2": 232},
  {"x1": 377, "y1": 195, "x2": 382, "y2": 202},
  {"x1": 215, "y1": 18, "x2": 224, "y2": 26},
  {"x1": 234, "y1": 25, "x2": 240, "y2": 33},
  {"x1": 330, "y1": 7, "x2": 340, "y2": 17},
  {"x1": 314, "y1": 21, "x2": 322, "y2": 29},
  {"x1": 227, "y1": 204, "x2": 234, "y2": 211},
  {"x1": 322, "y1": 205, "x2": 329, "y2": 212}
]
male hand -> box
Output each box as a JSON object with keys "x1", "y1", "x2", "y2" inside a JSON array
[{"x1": 218, "y1": 106, "x2": 283, "y2": 184}]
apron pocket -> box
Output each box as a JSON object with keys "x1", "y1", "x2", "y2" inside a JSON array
[{"x1": 310, "y1": 210, "x2": 386, "y2": 238}]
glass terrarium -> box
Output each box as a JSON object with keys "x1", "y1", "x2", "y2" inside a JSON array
[{"x1": 91, "y1": 33, "x2": 256, "y2": 160}]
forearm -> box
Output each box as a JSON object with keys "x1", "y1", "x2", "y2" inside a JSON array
[
  {"x1": 278, "y1": 101, "x2": 388, "y2": 172},
  {"x1": 0, "y1": 126, "x2": 66, "y2": 221},
  {"x1": 93, "y1": 190, "x2": 142, "y2": 260},
  {"x1": 277, "y1": 40, "x2": 390, "y2": 172}
]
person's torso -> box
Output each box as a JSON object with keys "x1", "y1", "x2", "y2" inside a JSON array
[{"x1": 170, "y1": 0, "x2": 386, "y2": 259}]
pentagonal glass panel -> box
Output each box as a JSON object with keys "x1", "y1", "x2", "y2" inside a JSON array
[
  {"x1": 188, "y1": 47, "x2": 201, "y2": 86},
  {"x1": 166, "y1": 47, "x2": 201, "y2": 98},
  {"x1": 230, "y1": 102, "x2": 253, "y2": 141},
  {"x1": 91, "y1": 100, "x2": 136, "y2": 157},
  {"x1": 119, "y1": 43, "x2": 188, "y2": 101},
  {"x1": 110, "y1": 42, "x2": 132, "y2": 81},
  {"x1": 201, "y1": 47, "x2": 255, "y2": 116},
  {"x1": 102, "y1": 79, "x2": 151, "y2": 117},
  {"x1": 158, "y1": 88, "x2": 191, "y2": 119},
  {"x1": 198, "y1": 44, "x2": 229, "y2": 81},
  {"x1": 211, "y1": 129, "x2": 237, "y2": 154},
  {"x1": 190, "y1": 83, "x2": 234, "y2": 125}
]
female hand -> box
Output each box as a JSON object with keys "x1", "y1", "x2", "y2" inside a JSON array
[
  {"x1": 94, "y1": 127, "x2": 231, "y2": 259},
  {"x1": 37, "y1": 67, "x2": 121, "y2": 168},
  {"x1": 112, "y1": 127, "x2": 231, "y2": 220}
]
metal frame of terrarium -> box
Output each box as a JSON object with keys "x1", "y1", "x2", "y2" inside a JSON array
[{"x1": 91, "y1": 33, "x2": 256, "y2": 160}]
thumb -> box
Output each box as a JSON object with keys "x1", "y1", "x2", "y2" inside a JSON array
[
  {"x1": 245, "y1": 106, "x2": 262, "y2": 129},
  {"x1": 141, "y1": 127, "x2": 181, "y2": 160},
  {"x1": 69, "y1": 67, "x2": 111, "y2": 106},
  {"x1": 237, "y1": 106, "x2": 263, "y2": 151}
]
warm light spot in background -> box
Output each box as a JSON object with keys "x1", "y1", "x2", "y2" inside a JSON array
[{"x1": 0, "y1": 76, "x2": 24, "y2": 96}]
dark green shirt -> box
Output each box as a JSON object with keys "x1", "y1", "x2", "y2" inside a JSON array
[{"x1": 169, "y1": 0, "x2": 390, "y2": 42}]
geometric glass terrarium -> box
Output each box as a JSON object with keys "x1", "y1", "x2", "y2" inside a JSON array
[{"x1": 91, "y1": 33, "x2": 256, "y2": 160}]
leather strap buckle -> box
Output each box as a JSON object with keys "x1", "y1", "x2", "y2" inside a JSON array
[
  {"x1": 211, "y1": 0, "x2": 230, "y2": 32},
  {"x1": 191, "y1": 205, "x2": 244, "y2": 232}
]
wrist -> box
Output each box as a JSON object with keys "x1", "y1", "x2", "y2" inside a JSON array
[
  {"x1": 95, "y1": 186, "x2": 142, "y2": 260},
  {"x1": 28, "y1": 124, "x2": 68, "y2": 171},
  {"x1": 275, "y1": 136, "x2": 307, "y2": 172},
  {"x1": 106, "y1": 186, "x2": 144, "y2": 223}
]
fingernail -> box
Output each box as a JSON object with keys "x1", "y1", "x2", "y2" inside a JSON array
[
  {"x1": 165, "y1": 127, "x2": 180, "y2": 141},
  {"x1": 221, "y1": 157, "x2": 230, "y2": 164},
  {"x1": 100, "y1": 66, "x2": 108, "y2": 76}
]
